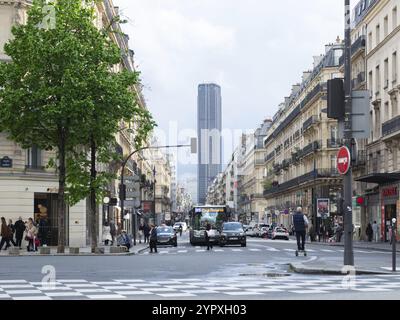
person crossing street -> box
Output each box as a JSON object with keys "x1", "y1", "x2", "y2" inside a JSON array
[{"x1": 292, "y1": 207, "x2": 309, "y2": 253}]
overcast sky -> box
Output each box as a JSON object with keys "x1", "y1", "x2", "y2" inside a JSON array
[{"x1": 115, "y1": 0, "x2": 347, "y2": 181}]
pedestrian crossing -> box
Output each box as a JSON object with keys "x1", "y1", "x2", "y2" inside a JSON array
[
  {"x1": 139, "y1": 246, "x2": 386, "y2": 256},
  {"x1": 0, "y1": 274, "x2": 399, "y2": 300}
]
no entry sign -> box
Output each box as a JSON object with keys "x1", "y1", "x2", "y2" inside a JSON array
[{"x1": 337, "y1": 146, "x2": 351, "y2": 175}]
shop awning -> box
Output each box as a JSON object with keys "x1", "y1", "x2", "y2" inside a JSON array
[{"x1": 355, "y1": 173, "x2": 400, "y2": 184}]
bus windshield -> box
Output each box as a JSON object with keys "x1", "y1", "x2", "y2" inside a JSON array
[{"x1": 191, "y1": 206, "x2": 227, "y2": 230}]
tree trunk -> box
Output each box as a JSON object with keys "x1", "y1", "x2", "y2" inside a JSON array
[
  {"x1": 90, "y1": 136, "x2": 98, "y2": 253},
  {"x1": 57, "y1": 128, "x2": 66, "y2": 253}
]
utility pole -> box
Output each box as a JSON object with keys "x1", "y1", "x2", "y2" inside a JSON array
[{"x1": 343, "y1": 0, "x2": 354, "y2": 266}]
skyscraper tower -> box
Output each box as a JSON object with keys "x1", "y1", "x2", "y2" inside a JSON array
[{"x1": 197, "y1": 83, "x2": 222, "y2": 205}]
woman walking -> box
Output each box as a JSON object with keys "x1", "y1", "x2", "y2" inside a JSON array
[
  {"x1": 102, "y1": 222, "x2": 112, "y2": 246},
  {"x1": 7, "y1": 219, "x2": 17, "y2": 247},
  {"x1": 25, "y1": 218, "x2": 38, "y2": 252},
  {"x1": 0, "y1": 217, "x2": 12, "y2": 250}
]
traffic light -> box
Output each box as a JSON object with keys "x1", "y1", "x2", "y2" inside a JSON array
[
  {"x1": 356, "y1": 196, "x2": 365, "y2": 206},
  {"x1": 327, "y1": 78, "x2": 345, "y2": 120}
]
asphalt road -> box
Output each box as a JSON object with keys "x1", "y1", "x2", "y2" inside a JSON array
[{"x1": 1, "y1": 233, "x2": 400, "y2": 300}]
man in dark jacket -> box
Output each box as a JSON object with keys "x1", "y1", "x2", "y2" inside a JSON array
[
  {"x1": 292, "y1": 207, "x2": 309, "y2": 252},
  {"x1": 149, "y1": 225, "x2": 158, "y2": 253},
  {"x1": 143, "y1": 223, "x2": 150, "y2": 243},
  {"x1": 205, "y1": 222, "x2": 213, "y2": 251},
  {"x1": 14, "y1": 217, "x2": 25, "y2": 249}
]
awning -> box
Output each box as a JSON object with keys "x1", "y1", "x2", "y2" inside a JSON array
[{"x1": 355, "y1": 173, "x2": 400, "y2": 184}]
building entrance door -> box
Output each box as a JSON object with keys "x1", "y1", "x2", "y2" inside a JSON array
[{"x1": 384, "y1": 204, "x2": 396, "y2": 242}]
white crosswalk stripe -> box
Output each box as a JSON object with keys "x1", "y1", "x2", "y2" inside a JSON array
[{"x1": 0, "y1": 275, "x2": 399, "y2": 300}]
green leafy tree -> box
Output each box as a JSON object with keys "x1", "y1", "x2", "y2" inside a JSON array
[{"x1": 0, "y1": 0, "x2": 155, "y2": 252}]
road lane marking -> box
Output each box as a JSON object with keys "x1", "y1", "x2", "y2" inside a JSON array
[
  {"x1": 87, "y1": 294, "x2": 126, "y2": 299},
  {"x1": 249, "y1": 249, "x2": 261, "y2": 252}
]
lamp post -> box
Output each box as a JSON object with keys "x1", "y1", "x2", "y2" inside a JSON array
[{"x1": 152, "y1": 166, "x2": 156, "y2": 225}]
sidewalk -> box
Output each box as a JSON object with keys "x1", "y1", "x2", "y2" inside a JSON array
[
  {"x1": 0, "y1": 243, "x2": 149, "y2": 257},
  {"x1": 309, "y1": 239, "x2": 400, "y2": 252}
]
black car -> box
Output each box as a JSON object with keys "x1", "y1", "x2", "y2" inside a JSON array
[
  {"x1": 219, "y1": 222, "x2": 246, "y2": 247},
  {"x1": 156, "y1": 226, "x2": 177, "y2": 247}
]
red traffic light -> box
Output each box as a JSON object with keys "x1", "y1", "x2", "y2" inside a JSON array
[{"x1": 356, "y1": 196, "x2": 365, "y2": 206}]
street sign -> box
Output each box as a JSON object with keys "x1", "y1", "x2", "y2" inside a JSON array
[
  {"x1": 338, "y1": 90, "x2": 370, "y2": 139},
  {"x1": 337, "y1": 146, "x2": 351, "y2": 175},
  {"x1": 0, "y1": 156, "x2": 13, "y2": 168}
]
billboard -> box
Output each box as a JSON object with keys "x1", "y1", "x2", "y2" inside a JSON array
[{"x1": 317, "y1": 199, "x2": 330, "y2": 220}]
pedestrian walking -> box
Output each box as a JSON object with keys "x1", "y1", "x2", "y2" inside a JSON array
[
  {"x1": 138, "y1": 223, "x2": 144, "y2": 244},
  {"x1": 149, "y1": 224, "x2": 158, "y2": 253},
  {"x1": 110, "y1": 220, "x2": 117, "y2": 245},
  {"x1": 205, "y1": 221, "x2": 213, "y2": 251},
  {"x1": 366, "y1": 223, "x2": 373, "y2": 242},
  {"x1": 336, "y1": 224, "x2": 343, "y2": 243},
  {"x1": 179, "y1": 224, "x2": 183, "y2": 237},
  {"x1": 37, "y1": 216, "x2": 48, "y2": 246},
  {"x1": 0, "y1": 217, "x2": 12, "y2": 250},
  {"x1": 14, "y1": 217, "x2": 25, "y2": 249},
  {"x1": 102, "y1": 222, "x2": 112, "y2": 246},
  {"x1": 25, "y1": 218, "x2": 38, "y2": 252},
  {"x1": 7, "y1": 219, "x2": 17, "y2": 247},
  {"x1": 372, "y1": 221, "x2": 379, "y2": 242},
  {"x1": 292, "y1": 207, "x2": 309, "y2": 252},
  {"x1": 143, "y1": 223, "x2": 150, "y2": 243}
]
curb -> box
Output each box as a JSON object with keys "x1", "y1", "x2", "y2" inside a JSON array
[
  {"x1": 308, "y1": 241, "x2": 400, "y2": 253},
  {"x1": 289, "y1": 263, "x2": 389, "y2": 275},
  {"x1": 0, "y1": 246, "x2": 149, "y2": 257}
]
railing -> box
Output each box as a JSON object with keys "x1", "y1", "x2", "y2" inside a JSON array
[
  {"x1": 382, "y1": 116, "x2": 400, "y2": 137},
  {"x1": 265, "y1": 151, "x2": 275, "y2": 163},
  {"x1": 300, "y1": 83, "x2": 326, "y2": 109},
  {"x1": 303, "y1": 115, "x2": 318, "y2": 132},
  {"x1": 351, "y1": 35, "x2": 366, "y2": 56},
  {"x1": 327, "y1": 139, "x2": 344, "y2": 148},
  {"x1": 263, "y1": 168, "x2": 341, "y2": 196},
  {"x1": 299, "y1": 140, "x2": 321, "y2": 158}
]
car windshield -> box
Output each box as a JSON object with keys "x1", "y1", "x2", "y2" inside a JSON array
[
  {"x1": 157, "y1": 227, "x2": 173, "y2": 234},
  {"x1": 276, "y1": 228, "x2": 286, "y2": 232},
  {"x1": 223, "y1": 223, "x2": 243, "y2": 231}
]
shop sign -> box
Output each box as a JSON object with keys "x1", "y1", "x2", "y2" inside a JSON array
[{"x1": 382, "y1": 187, "x2": 398, "y2": 198}]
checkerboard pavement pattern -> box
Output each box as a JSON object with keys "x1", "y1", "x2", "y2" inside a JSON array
[
  {"x1": 139, "y1": 246, "x2": 391, "y2": 256},
  {"x1": 0, "y1": 275, "x2": 399, "y2": 300}
]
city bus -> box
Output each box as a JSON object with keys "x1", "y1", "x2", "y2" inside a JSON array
[{"x1": 188, "y1": 205, "x2": 231, "y2": 246}]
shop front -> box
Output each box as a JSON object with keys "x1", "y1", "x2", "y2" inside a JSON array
[{"x1": 381, "y1": 186, "x2": 398, "y2": 242}]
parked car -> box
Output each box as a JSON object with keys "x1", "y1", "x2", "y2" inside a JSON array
[
  {"x1": 173, "y1": 222, "x2": 188, "y2": 233},
  {"x1": 219, "y1": 222, "x2": 246, "y2": 247},
  {"x1": 245, "y1": 226, "x2": 259, "y2": 237},
  {"x1": 272, "y1": 227, "x2": 290, "y2": 240},
  {"x1": 156, "y1": 226, "x2": 178, "y2": 247},
  {"x1": 260, "y1": 226, "x2": 270, "y2": 238}
]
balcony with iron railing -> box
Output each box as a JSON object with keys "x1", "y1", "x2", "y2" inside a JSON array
[
  {"x1": 263, "y1": 168, "x2": 341, "y2": 196},
  {"x1": 299, "y1": 140, "x2": 321, "y2": 158},
  {"x1": 351, "y1": 35, "x2": 366, "y2": 57},
  {"x1": 303, "y1": 115, "x2": 319, "y2": 133},
  {"x1": 382, "y1": 115, "x2": 400, "y2": 138},
  {"x1": 326, "y1": 139, "x2": 344, "y2": 148},
  {"x1": 300, "y1": 83, "x2": 326, "y2": 110},
  {"x1": 265, "y1": 151, "x2": 275, "y2": 163}
]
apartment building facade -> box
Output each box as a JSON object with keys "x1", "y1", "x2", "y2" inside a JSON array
[{"x1": 263, "y1": 41, "x2": 344, "y2": 231}]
